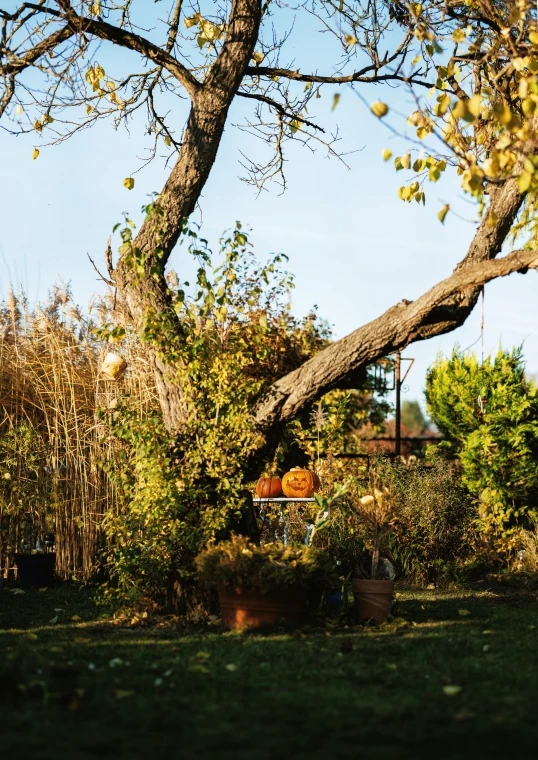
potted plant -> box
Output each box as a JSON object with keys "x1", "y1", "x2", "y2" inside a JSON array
[
  {"x1": 349, "y1": 474, "x2": 399, "y2": 624},
  {"x1": 196, "y1": 534, "x2": 333, "y2": 629}
]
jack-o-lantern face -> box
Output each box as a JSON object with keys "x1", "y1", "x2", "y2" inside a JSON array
[{"x1": 282, "y1": 468, "x2": 320, "y2": 498}]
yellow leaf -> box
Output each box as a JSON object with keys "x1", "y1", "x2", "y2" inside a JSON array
[
  {"x1": 332, "y1": 93, "x2": 341, "y2": 111},
  {"x1": 530, "y1": 32, "x2": 538, "y2": 45},
  {"x1": 123, "y1": 177, "x2": 135, "y2": 190},
  {"x1": 517, "y1": 171, "x2": 533, "y2": 192},
  {"x1": 34, "y1": 119, "x2": 43, "y2": 132},
  {"x1": 32, "y1": 148, "x2": 40, "y2": 160},
  {"x1": 225, "y1": 663, "x2": 238, "y2": 672},
  {"x1": 411, "y1": 54, "x2": 421, "y2": 65},
  {"x1": 184, "y1": 15, "x2": 199, "y2": 28},
  {"x1": 458, "y1": 608, "x2": 471, "y2": 616},
  {"x1": 106, "y1": 80, "x2": 116, "y2": 91},
  {"x1": 95, "y1": 65, "x2": 105, "y2": 80},
  {"x1": 401, "y1": 153, "x2": 411, "y2": 169},
  {"x1": 164, "y1": 135, "x2": 172, "y2": 146},
  {"x1": 113, "y1": 689, "x2": 136, "y2": 699},
  {"x1": 71, "y1": 614, "x2": 81, "y2": 621},
  {"x1": 344, "y1": 34, "x2": 357, "y2": 47},
  {"x1": 437, "y1": 204, "x2": 450, "y2": 224},
  {"x1": 15, "y1": 104, "x2": 23, "y2": 115},
  {"x1": 371, "y1": 101, "x2": 389, "y2": 118},
  {"x1": 467, "y1": 94, "x2": 482, "y2": 119},
  {"x1": 452, "y1": 29, "x2": 465, "y2": 43},
  {"x1": 86, "y1": 104, "x2": 93, "y2": 115},
  {"x1": 382, "y1": 148, "x2": 392, "y2": 161},
  {"x1": 251, "y1": 51, "x2": 264, "y2": 64},
  {"x1": 443, "y1": 685, "x2": 462, "y2": 696}
]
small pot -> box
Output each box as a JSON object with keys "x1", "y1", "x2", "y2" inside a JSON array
[
  {"x1": 14, "y1": 553, "x2": 56, "y2": 586},
  {"x1": 352, "y1": 579, "x2": 394, "y2": 624},
  {"x1": 218, "y1": 585, "x2": 306, "y2": 630}
]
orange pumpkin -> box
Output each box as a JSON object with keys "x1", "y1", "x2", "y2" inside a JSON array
[
  {"x1": 282, "y1": 468, "x2": 320, "y2": 498},
  {"x1": 255, "y1": 475, "x2": 283, "y2": 499}
]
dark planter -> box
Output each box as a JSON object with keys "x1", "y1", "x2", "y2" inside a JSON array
[
  {"x1": 218, "y1": 585, "x2": 306, "y2": 630},
  {"x1": 14, "y1": 553, "x2": 56, "y2": 586},
  {"x1": 352, "y1": 579, "x2": 394, "y2": 624}
]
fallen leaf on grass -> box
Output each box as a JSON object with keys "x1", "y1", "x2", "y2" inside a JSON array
[
  {"x1": 454, "y1": 709, "x2": 475, "y2": 721},
  {"x1": 54, "y1": 608, "x2": 64, "y2": 612},
  {"x1": 71, "y1": 615, "x2": 81, "y2": 621},
  {"x1": 9, "y1": 588, "x2": 25, "y2": 595},
  {"x1": 385, "y1": 663, "x2": 398, "y2": 670},
  {"x1": 195, "y1": 650, "x2": 211, "y2": 660},
  {"x1": 458, "y1": 609, "x2": 471, "y2": 617},
  {"x1": 74, "y1": 637, "x2": 91, "y2": 644},
  {"x1": 443, "y1": 685, "x2": 463, "y2": 696},
  {"x1": 49, "y1": 616, "x2": 58, "y2": 625},
  {"x1": 188, "y1": 664, "x2": 209, "y2": 674},
  {"x1": 483, "y1": 644, "x2": 491, "y2": 653},
  {"x1": 39, "y1": 587, "x2": 48, "y2": 592},
  {"x1": 225, "y1": 664, "x2": 238, "y2": 672},
  {"x1": 113, "y1": 689, "x2": 136, "y2": 699}
]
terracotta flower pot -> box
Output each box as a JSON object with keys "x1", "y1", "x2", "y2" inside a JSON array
[
  {"x1": 352, "y1": 579, "x2": 394, "y2": 624},
  {"x1": 218, "y1": 585, "x2": 306, "y2": 629}
]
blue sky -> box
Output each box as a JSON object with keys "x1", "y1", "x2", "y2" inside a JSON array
[{"x1": 1, "y1": 3, "x2": 537, "y2": 407}]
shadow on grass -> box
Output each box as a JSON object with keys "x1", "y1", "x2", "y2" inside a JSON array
[{"x1": 1, "y1": 583, "x2": 537, "y2": 760}]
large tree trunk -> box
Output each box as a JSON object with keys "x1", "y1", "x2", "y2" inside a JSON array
[
  {"x1": 253, "y1": 180, "x2": 527, "y2": 433},
  {"x1": 111, "y1": 0, "x2": 263, "y2": 433}
]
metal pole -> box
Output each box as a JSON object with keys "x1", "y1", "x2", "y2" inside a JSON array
[{"x1": 395, "y1": 351, "x2": 401, "y2": 457}]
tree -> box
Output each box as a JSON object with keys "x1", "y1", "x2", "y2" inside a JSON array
[
  {"x1": 401, "y1": 400, "x2": 429, "y2": 436},
  {"x1": 426, "y1": 347, "x2": 538, "y2": 549},
  {"x1": 2, "y1": 0, "x2": 538, "y2": 446}
]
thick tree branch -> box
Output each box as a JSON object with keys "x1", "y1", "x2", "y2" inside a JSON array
[
  {"x1": 253, "y1": 247, "x2": 538, "y2": 431},
  {"x1": 1, "y1": 22, "x2": 74, "y2": 76},
  {"x1": 55, "y1": 1, "x2": 200, "y2": 97}
]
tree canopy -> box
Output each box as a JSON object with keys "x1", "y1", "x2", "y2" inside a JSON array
[{"x1": 2, "y1": 0, "x2": 538, "y2": 437}]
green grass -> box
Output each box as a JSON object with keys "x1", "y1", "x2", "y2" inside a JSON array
[{"x1": 1, "y1": 581, "x2": 537, "y2": 759}]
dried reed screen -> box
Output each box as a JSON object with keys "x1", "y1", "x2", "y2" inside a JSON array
[{"x1": 0, "y1": 287, "x2": 156, "y2": 579}]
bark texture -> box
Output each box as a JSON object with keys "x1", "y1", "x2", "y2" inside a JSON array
[
  {"x1": 109, "y1": 0, "x2": 263, "y2": 433},
  {"x1": 253, "y1": 184, "x2": 529, "y2": 432}
]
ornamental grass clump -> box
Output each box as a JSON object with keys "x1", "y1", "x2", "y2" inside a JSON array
[{"x1": 195, "y1": 535, "x2": 334, "y2": 593}]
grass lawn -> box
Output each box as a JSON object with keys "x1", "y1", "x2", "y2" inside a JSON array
[{"x1": 1, "y1": 581, "x2": 537, "y2": 760}]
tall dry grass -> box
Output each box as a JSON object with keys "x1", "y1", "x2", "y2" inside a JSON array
[{"x1": 0, "y1": 284, "x2": 156, "y2": 579}]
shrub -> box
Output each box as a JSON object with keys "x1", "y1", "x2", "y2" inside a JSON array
[
  {"x1": 385, "y1": 458, "x2": 478, "y2": 584},
  {"x1": 309, "y1": 456, "x2": 478, "y2": 586},
  {"x1": 195, "y1": 535, "x2": 334, "y2": 593},
  {"x1": 426, "y1": 347, "x2": 538, "y2": 550}
]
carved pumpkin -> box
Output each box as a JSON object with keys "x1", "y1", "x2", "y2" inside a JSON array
[
  {"x1": 255, "y1": 476, "x2": 283, "y2": 499},
  {"x1": 282, "y1": 468, "x2": 320, "y2": 498}
]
